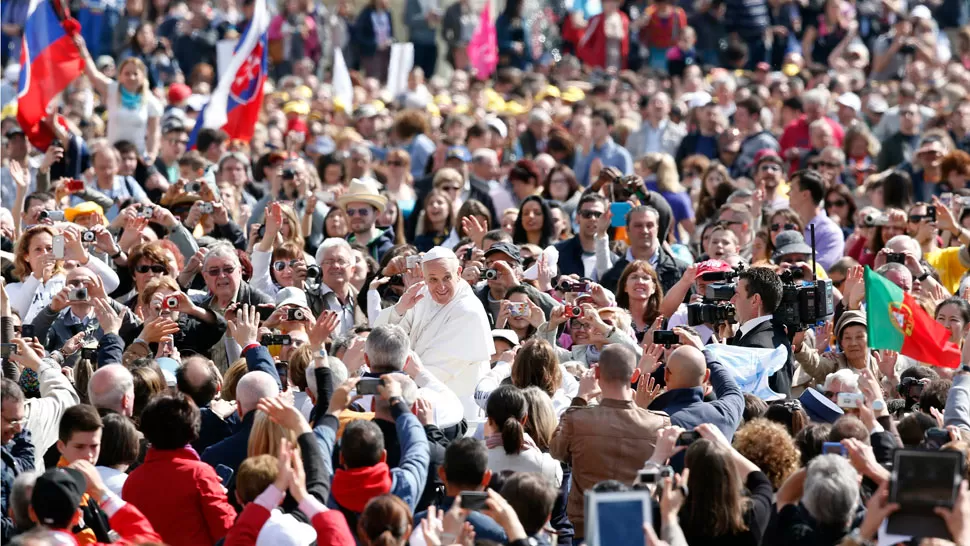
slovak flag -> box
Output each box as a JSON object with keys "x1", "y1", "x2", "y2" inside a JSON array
[
  {"x1": 188, "y1": 0, "x2": 269, "y2": 147},
  {"x1": 16, "y1": 0, "x2": 84, "y2": 150}
]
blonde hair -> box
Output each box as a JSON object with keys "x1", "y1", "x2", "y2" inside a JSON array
[
  {"x1": 641, "y1": 153, "x2": 685, "y2": 193},
  {"x1": 599, "y1": 307, "x2": 633, "y2": 337},
  {"x1": 116, "y1": 57, "x2": 151, "y2": 101},
  {"x1": 247, "y1": 410, "x2": 298, "y2": 457},
  {"x1": 278, "y1": 203, "x2": 304, "y2": 247},
  {"x1": 13, "y1": 225, "x2": 65, "y2": 280}
]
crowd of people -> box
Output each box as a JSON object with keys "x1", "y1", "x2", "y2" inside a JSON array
[{"x1": 3, "y1": 0, "x2": 970, "y2": 544}]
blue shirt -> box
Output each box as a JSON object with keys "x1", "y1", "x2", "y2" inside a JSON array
[
  {"x1": 403, "y1": 133, "x2": 435, "y2": 180},
  {"x1": 575, "y1": 137, "x2": 633, "y2": 187},
  {"x1": 70, "y1": 176, "x2": 149, "y2": 221}
]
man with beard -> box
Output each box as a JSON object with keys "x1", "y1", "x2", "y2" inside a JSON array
[
  {"x1": 753, "y1": 150, "x2": 789, "y2": 211},
  {"x1": 338, "y1": 179, "x2": 396, "y2": 262},
  {"x1": 375, "y1": 247, "x2": 494, "y2": 420}
]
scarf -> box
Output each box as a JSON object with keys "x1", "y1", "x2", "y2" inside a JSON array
[
  {"x1": 119, "y1": 86, "x2": 142, "y2": 110},
  {"x1": 485, "y1": 431, "x2": 540, "y2": 453},
  {"x1": 330, "y1": 462, "x2": 392, "y2": 513}
]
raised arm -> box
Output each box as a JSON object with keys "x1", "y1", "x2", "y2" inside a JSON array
[{"x1": 71, "y1": 34, "x2": 112, "y2": 97}]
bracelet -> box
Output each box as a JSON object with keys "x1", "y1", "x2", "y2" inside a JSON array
[{"x1": 110, "y1": 249, "x2": 123, "y2": 259}]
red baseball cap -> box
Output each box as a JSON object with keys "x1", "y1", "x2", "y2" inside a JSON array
[
  {"x1": 167, "y1": 83, "x2": 192, "y2": 106},
  {"x1": 696, "y1": 259, "x2": 733, "y2": 276},
  {"x1": 754, "y1": 149, "x2": 783, "y2": 166}
]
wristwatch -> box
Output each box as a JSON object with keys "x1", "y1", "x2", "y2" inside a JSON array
[{"x1": 872, "y1": 399, "x2": 886, "y2": 412}]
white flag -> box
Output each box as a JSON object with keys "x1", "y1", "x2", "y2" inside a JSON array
[{"x1": 333, "y1": 48, "x2": 353, "y2": 112}]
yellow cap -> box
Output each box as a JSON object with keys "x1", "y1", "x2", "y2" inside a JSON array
[
  {"x1": 427, "y1": 103, "x2": 440, "y2": 117},
  {"x1": 64, "y1": 202, "x2": 105, "y2": 223},
  {"x1": 434, "y1": 94, "x2": 452, "y2": 106},
  {"x1": 504, "y1": 101, "x2": 527, "y2": 116},
  {"x1": 283, "y1": 101, "x2": 310, "y2": 115},
  {"x1": 372, "y1": 100, "x2": 386, "y2": 112},
  {"x1": 332, "y1": 97, "x2": 349, "y2": 113},
  {"x1": 1, "y1": 102, "x2": 17, "y2": 120},
  {"x1": 782, "y1": 63, "x2": 801, "y2": 77},
  {"x1": 535, "y1": 85, "x2": 561, "y2": 101},
  {"x1": 561, "y1": 86, "x2": 585, "y2": 103},
  {"x1": 293, "y1": 85, "x2": 313, "y2": 100}
]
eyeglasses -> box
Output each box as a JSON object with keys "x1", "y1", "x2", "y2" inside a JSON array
[
  {"x1": 135, "y1": 264, "x2": 168, "y2": 274},
  {"x1": 204, "y1": 266, "x2": 236, "y2": 277},
  {"x1": 770, "y1": 223, "x2": 798, "y2": 232},
  {"x1": 579, "y1": 210, "x2": 603, "y2": 220},
  {"x1": 322, "y1": 259, "x2": 351, "y2": 268},
  {"x1": 387, "y1": 160, "x2": 407, "y2": 167},
  {"x1": 2, "y1": 415, "x2": 27, "y2": 427},
  {"x1": 273, "y1": 259, "x2": 305, "y2": 271},
  {"x1": 758, "y1": 163, "x2": 781, "y2": 173},
  {"x1": 570, "y1": 320, "x2": 592, "y2": 331},
  {"x1": 825, "y1": 199, "x2": 847, "y2": 208},
  {"x1": 908, "y1": 214, "x2": 929, "y2": 223},
  {"x1": 345, "y1": 208, "x2": 372, "y2": 217}
]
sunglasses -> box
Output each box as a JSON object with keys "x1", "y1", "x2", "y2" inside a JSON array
[
  {"x1": 273, "y1": 259, "x2": 305, "y2": 271},
  {"x1": 345, "y1": 208, "x2": 371, "y2": 217},
  {"x1": 579, "y1": 210, "x2": 603, "y2": 220},
  {"x1": 771, "y1": 223, "x2": 798, "y2": 232},
  {"x1": 135, "y1": 264, "x2": 168, "y2": 274},
  {"x1": 204, "y1": 266, "x2": 236, "y2": 277},
  {"x1": 758, "y1": 163, "x2": 781, "y2": 173},
  {"x1": 908, "y1": 214, "x2": 929, "y2": 223},
  {"x1": 825, "y1": 199, "x2": 847, "y2": 207}
]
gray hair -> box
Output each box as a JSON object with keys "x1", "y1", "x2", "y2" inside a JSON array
[
  {"x1": 821, "y1": 146, "x2": 846, "y2": 164},
  {"x1": 365, "y1": 324, "x2": 410, "y2": 373},
  {"x1": 875, "y1": 262, "x2": 913, "y2": 282},
  {"x1": 802, "y1": 454, "x2": 860, "y2": 529},
  {"x1": 374, "y1": 375, "x2": 419, "y2": 413},
  {"x1": 305, "y1": 356, "x2": 348, "y2": 399},
  {"x1": 217, "y1": 152, "x2": 253, "y2": 179},
  {"x1": 202, "y1": 241, "x2": 242, "y2": 270},
  {"x1": 315, "y1": 237, "x2": 353, "y2": 266},
  {"x1": 88, "y1": 365, "x2": 134, "y2": 414},
  {"x1": 11, "y1": 470, "x2": 38, "y2": 530},
  {"x1": 236, "y1": 371, "x2": 281, "y2": 415},
  {"x1": 822, "y1": 368, "x2": 860, "y2": 392},
  {"x1": 803, "y1": 88, "x2": 830, "y2": 108},
  {"x1": 885, "y1": 235, "x2": 923, "y2": 260},
  {"x1": 2, "y1": 378, "x2": 24, "y2": 405}
]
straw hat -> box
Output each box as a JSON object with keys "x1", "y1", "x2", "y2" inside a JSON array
[{"x1": 336, "y1": 178, "x2": 387, "y2": 214}]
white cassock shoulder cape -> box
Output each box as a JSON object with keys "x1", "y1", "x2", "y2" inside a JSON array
[{"x1": 375, "y1": 279, "x2": 495, "y2": 400}]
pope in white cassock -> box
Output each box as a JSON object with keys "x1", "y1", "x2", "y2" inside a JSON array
[{"x1": 375, "y1": 246, "x2": 495, "y2": 419}]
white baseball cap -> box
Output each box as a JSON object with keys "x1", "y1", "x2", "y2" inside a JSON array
[{"x1": 837, "y1": 92, "x2": 861, "y2": 113}]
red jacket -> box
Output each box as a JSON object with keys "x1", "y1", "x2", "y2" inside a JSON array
[
  {"x1": 564, "y1": 12, "x2": 630, "y2": 69},
  {"x1": 224, "y1": 502, "x2": 355, "y2": 546},
  {"x1": 122, "y1": 447, "x2": 237, "y2": 545},
  {"x1": 779, "y1": 115, "x2": 845, "y2": 171},
  {"x1": 50, "y1": 501, "x2": 163, "y2": 545}
]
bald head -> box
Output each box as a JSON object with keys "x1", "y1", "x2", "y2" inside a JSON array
[
  {"x1": 66, "y1": 266, "x2": 97, "y2": 284},
  {"x1": 88, "y1": 364, "x2": 135, "y2": 417},
  {"x1": 665, "y1": 346, "x2": 708, "y2": 390},
  {"x1": 236, "y1": 371, "x2": 280, "y2": 416},
  {"x1": 885, "y1": 235, "x2": 922, "y2": 260},
  {"x1": 598, "y1": 344, "x2": 637, "y2": 385},
  {"x1": 176, "y1": 356, "x2": 220, "y2": 407}
]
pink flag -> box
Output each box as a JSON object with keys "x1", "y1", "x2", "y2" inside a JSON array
[{"x1": 468, "y1": 2, "x2": 497, "y2": 79}]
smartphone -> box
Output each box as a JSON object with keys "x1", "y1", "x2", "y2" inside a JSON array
[
  {"x1": 940, "y1": 192, "x2": 953, "y2": 209},
  {"x1": 406, "y1": 255, "x2": 422, "y2": 269},
  {"x1": 316, "y1": 190, "x2": 335, "y2": 203},
  {"x1": 0, "y1": 344, "x2": 17, "y2": 358},
  {"x1": 821, "y1": 441, "x2": 847, "y2": 456},
  {"x1": 215, "y1": 464, "x2": 234, "y2": 488},
  {"x1": 356, "y1": 377, "x2": 382, "y2": 395},
  {"x1": 80, "y1": 347, "x2": 98, "y2": 361},
  {"x1": 464, "y1": 247, "x2": 474, "y2": 262},
  {"x1": 65, "y1": 179, "x2": 85, "y2": 192},
  {"x1": 885, "y1": 252, "x2": 906, "y2": 265},
  {"x1": 888, "y1": 449, "x2": 965, "y2": 539},
  {"x1": 653, "y1": 330, "x2": 679, "y2": 346},
  {"x1": 459, "y1": 491, "x2": 489, "y2": 510},
  {"x1": 836, "y1": 392, "x2": 864, "y2": 409},
  {"x1": 21, "y1": 325, "x2": 35, "y2": 340},
  {"x1": 924, "y1": 427, "x2": 951, "y2": 450},
  {"x1": 256, "y1": 224, "x2": 266, "y2": 240},
  {"x1": 52, "y1": 234, "x2": 65, "y2": 259},
  {"x1": 676, "y1": 431, "x2": 700, "y2": 447},
  {"x1": 926, "y1": 205, "x2": 937, "y2": 222},
  {"x1": 584, "y1": 489, "x2": 652, "y2": 546},
  {"x1": 609, "y1": 202, "x2": 632, "y2": 228},
  {"x1": 275, "y1": 361, "x2": 289, "y2": 391}
]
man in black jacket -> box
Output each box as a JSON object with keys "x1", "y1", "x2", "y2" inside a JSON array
[
  {"x1": 553, "y1": 193, "x2": 616, "y2": 279},
  {"x1": 600, "y1": 205, "x2": 687, "y2": 295},
  {"x1": 473, "y1": 242, "x2": 558, "y2": 326},
  {"x1": 728, "y1": 267, "x2": 793, "y2": 397}
]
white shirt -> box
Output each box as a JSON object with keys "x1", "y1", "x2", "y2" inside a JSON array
[
  {"x1": 737, "y1": 314, "x2": 774, "y2": 340},
  {"x1": 97, "y1": 466, "x2": 128, "y2": 496},
  {"x1": 106, "y1": 81, "x2": 162, "y2": 155}
]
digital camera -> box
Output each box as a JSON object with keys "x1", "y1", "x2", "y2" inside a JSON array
[
  {"x1": 68, "y1": 287, "x2": 88, "y2": 301},
  {"x1": 81, "y1": 230, "x2": 96, "y2": 243},
  {"x1": 199, "y1": 202, "x2": 214, "y2": 214}
]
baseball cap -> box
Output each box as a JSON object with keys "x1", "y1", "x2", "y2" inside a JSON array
[
  {"x1": 909, "y1": 4, "x2": 932, "y2": 19},
  {"x1": 95, "y1": 55, "x2": 114, "y2": 70},
  {"x1": 276, "y1": 287, "x2": 310, "y2": 310},
  {"x1": 256, "y1": 510, "x2": 317, "y2": 546},
  {"x1": 799, "y1": 388, "x2": 844, "y2": 423},
  {"x1": 446, "y1": 146, "x2": 472, "y2": 163},
  {"x1": 772, "y1": 231, "x2": 813, "y2": 261},
  {"x1": 485, "y1": 117, "x2": 507, "y2": 139},
  {"x1": 695, "y1": 259, "x2": 733, "y2": 277},
  {"x1": 353, "y1": 104, "x2": 379, "y2": 120},
  {"x1": 837, "y1": 92, "x2": 861, "y2": 113},
  {"x1": 186, "y1": 94, "x2": 208, "y2": 112},
  {"x1": 492, "y1": 329, "x2": 520, "y2": 347},
  {"x1": 31, "y1": 467, "x2": 87, "y2": 528},
  {"x1": 754, "y1": 149, "x2": 783, "y2": 167},
  {"x1": 868, "y1": 95, "x2": 889, "y2": 114},
  {"x1": 167, "y1": 83, "x2": 192, "y2": 105},
  {"x1": 162, "y1": 116, "x2": 186, "y2": 134},
  {"x1": 484, "y1": 242, "x2": 522, "y2": 264},
  {"x1": 4, "y1": 126, "x2": 24, "y2": 138}
]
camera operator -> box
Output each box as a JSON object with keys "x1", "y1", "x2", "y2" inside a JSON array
[
  {"x1": 728, "y1": 267, "x2": 794, "y2": 397},
  {"x1": 664, "y1": 259, "x2": 736, "y2": 344}
]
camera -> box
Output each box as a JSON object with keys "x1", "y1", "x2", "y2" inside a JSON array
[
  {"x1": 305, "y1": 264, "x2": 321, "y2": 280},
  {"x1": 260, "y1": 334, "x2": 292, "y2": 346},
  {"x1": 564, "y1": 305, "x2": 583, "y2": 318},
  {"x1": 199, "y1": 202, "x2": 214, "y2": 214},
  {"x1": 68, "y1": 287, "x2": 88, "y2": 301},
  {"x1": 138, "y1": 205, "x2": 155, "y2": 219},
  {"x1": 900, "y1": 43, "x2": 917, "y2": 55},
  {"x1": 39, "y1": 210, "x2": 66, "y2": 222},
  {"x1": 676, "y1": 431, "x2": 701, "y2": 446},
  {"x1": 484, "y1": 269, "x2": 499, "y2": 280},
  {"x1": 926, "y1": 206, "x2": 936, "y2": 222},
  {"x1": 162, "y1": 295, "x2": 180, "y2": 310},
  {"x1": 687, "y1": 300, "x2": 736, "y2": 326},
  {"x1": 862, "y1": 213, "x2": 890, "y2": 227},
  {"x1": 406, "y1": 255, "x2": 422, "y2": 269},
  {"x1": 508, "y1": 302, "x2": 529, "y2": 317},
  {"x1": 837, "y1": 392, "x2": 864, "y2": 409},
  {"x1": 885, "y1": 252, "x2": 906, "y2": 265},
  {"x1": 81, "y1": 230, "x2": 96, "y2": 243},
  {"x1": 775, "y1": 270, "x2": 834, "y2": 331},
  {"x1": 898, "y1": 377, "x2": 925, "y2": 398},
  {"x1": 706, "y1": 282, "x2": 736, "y2": 301},
  {"x1": 653, "y1": 330, "x2": 679, "y2": 346},
  {"x1": 636, "y1": 463, "x2": 674, "y2": 485},
  {"x1": 559, "y1": 280, "x2": 592, "y2": 293},
  {"x1": 281, "y1": 168, "x2": 297, "y2": 180},
  {"x1": 185, "y1": 181, "x2": 202, "y2": 194},
  {"x1": 286, "y1": 308, "x2": 306, "y2": 321}
]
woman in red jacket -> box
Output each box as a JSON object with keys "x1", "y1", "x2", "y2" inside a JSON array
[
  {"x1": 123, "y1": 394, "x2": 238, "y2": 545},
  {"x1": 563, "y1": 0, "x2": 630, "y2": 71}
]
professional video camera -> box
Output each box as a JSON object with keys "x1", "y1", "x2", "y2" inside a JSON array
[
  {"x1": 686, "y1": 267, "x2": 742, "y2": 326},
  {"x1": 774, "y1": 227, "x2": 835, "y2": 331}
]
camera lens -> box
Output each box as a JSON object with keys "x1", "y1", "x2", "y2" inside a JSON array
[{"x1": 484, "y1": 269, "x2": 498, "y2": 280}]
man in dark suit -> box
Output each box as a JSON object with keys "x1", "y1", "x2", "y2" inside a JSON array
[
  {"x1": 728, "y1": 267, "x2": 794, "y2": 397},
  {"x1": 553, "y1": 192, "x2": 617, "y2": 278}
]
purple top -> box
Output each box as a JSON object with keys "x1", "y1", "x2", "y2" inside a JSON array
[{"x1": 804, "y1": 210, "x2": 845, "y2": 271}]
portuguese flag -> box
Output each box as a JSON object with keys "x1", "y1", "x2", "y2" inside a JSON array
[{"x1": 864, "y1": 267, "x2": 961, "y2": 368}]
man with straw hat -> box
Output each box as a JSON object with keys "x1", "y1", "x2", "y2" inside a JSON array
[{"x1": 337, "y1": 178, "x2": 396, "y2": 262}]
